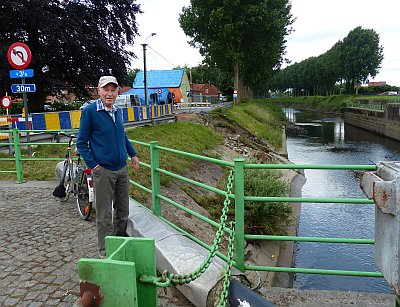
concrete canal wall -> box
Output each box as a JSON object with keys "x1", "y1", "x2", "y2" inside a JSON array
[{"x1": 344, "y1": 103, "x2": 400, "y2": 141}]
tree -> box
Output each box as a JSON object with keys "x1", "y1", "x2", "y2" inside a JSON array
[
  {"x1": 124, "y1": 68, "x2": 141, "y2": 87},
  {"x1": 0, "y1": 0, "x2": 141, "y2": 112},
  {"x1": 179, "y1": 0, "x2": 294, "y2": 99},
  {"x1": 339, "y1": 26, "x2": 384, "y2": 94}
]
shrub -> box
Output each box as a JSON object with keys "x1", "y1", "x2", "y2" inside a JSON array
[{"x1": 244, "y1": 167, "x2": 292, "y2": 235}]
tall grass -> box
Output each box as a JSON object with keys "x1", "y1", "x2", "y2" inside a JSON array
[{"x1": 213, "y1": 100, "x2": 287, "y2": 149}]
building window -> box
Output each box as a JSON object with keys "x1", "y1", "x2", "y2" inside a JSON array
[{"x1": 205, "y1": 89, "x2": 209, "y2": 94}]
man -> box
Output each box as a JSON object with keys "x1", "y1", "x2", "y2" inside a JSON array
[{"x1": 77, "y1": 76, "x2": 140, "y2": 258}]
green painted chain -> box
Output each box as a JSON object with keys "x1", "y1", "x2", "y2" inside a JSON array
[
  {"x1": 140, "y1": 169, "x2": 235, "y2": 299},
  {"x1": 219, "y1": 221, "x2": 235, "y2": 307}
]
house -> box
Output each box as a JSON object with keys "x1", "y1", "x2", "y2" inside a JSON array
[
  {"x1": 125, "y1": 69, "x2": 191, "y2": 104},
  {"x1": 368, "y1": 81, "x2": 387, "y2": 87},
  {"x1": 190, "y1": 83, "x2": 223, "y2": 103}
]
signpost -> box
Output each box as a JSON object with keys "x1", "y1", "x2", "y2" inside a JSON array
[
  {"x1": 1, "y1": 96, "x2": 12, "y2": 109},
  {"x1": 7, "y1": 42, "x2": 32, "y2": 70},
  {"x1": 7, "y1": 42, "x2": 34, "y2": 156},
  {"x1": 11, "y1": 84, "x2": 36, "y2": 93},
  {"x1": 233, "y1": 90, "x2": 238, "y2": 105},
  {"x1": 9, "y1": 69, "x2": 34, "y2": 79}
]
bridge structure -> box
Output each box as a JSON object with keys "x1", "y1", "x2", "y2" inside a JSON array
[{"x1": 1, "y1": 128, "x2": 400, "y2": 306}]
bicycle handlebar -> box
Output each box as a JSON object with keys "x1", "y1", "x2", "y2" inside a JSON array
[{"x1": 49, "y1": 131, "x2": 77, "y2": 139}]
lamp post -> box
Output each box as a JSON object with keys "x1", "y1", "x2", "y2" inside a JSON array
[{"x1": 142, "y1": 33, "x2": 156, "y2": 105}]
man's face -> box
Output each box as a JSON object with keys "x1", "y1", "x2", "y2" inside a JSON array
[{"x1": 98, "y1": 83, "x2": 118, "y2": 108}]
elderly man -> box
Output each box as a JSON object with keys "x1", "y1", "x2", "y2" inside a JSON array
[{"x1": 77, "y1": 76, "x2": 140, "y2": 258}]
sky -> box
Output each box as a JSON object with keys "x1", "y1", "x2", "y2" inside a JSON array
[{"x1": 129, "y1": 0, "x2": 400, "y2": 87}]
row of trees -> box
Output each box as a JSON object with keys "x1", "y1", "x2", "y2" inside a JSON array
[{"x1": 265, "y1": 27, "x2": 384, "y2": 96}]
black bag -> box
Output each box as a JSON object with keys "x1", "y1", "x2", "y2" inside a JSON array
[{"x1": 53, "y1": 184, "x2": 66, "y2": 198}]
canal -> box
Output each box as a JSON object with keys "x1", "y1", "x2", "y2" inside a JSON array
[{"x1": 284, "y1": 108, "x2": 400, "y2": 294}]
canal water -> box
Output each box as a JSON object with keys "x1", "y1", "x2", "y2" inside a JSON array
[{"x1": 284, "y1": 108, "x2": 400, "y2": 294}]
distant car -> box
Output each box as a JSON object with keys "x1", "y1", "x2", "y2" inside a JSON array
[
  {"x1": 79, "y1": 100, "x2": 96, "y2": 110},
  {"x1": 43, "y1": 104, "x2": 56, "y2": 111}
]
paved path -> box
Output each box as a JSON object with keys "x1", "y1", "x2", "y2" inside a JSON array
[{"x1": 0, "y1": 180, "x2": 98, "y2": 306}]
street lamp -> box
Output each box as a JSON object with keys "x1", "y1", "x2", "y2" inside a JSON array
[{"x1": 142, "y1": 32, "x2": 156, "y2": 105}]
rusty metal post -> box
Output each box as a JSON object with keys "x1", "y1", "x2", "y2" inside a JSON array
[{"x1": 360, "y1": 161, "x2": 400, "y2": 297}]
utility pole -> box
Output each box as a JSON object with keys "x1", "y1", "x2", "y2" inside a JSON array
[{"x1": 141, "y1": 33, "x2": 156, "y2": 105}]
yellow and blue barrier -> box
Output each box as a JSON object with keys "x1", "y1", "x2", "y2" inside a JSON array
[{"x1": 1, "y1": 104, "x2": 174, "y2": 133}]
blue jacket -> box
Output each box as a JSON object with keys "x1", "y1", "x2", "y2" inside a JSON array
[{"x1": 76, "y1": 100, "x2": 137, "y2": 171}]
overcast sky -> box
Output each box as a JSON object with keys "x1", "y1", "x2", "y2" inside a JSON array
[{"x1": 130, "y1": 0, "x2": 400, "y2": 86}]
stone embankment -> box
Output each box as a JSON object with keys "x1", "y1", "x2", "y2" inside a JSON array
[{"x1": 344, "y1": 103, "x2": 400, "y2": 141}]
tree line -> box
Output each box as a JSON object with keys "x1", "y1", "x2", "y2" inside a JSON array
[{"x1": 265, "y1": 26, "x2": 384, "y2": 96}]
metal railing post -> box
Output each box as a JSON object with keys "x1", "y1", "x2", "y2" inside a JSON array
[
  {"x1": 8, "y1": 123, "x2": 13, "y2": 155},
  {"x1": 234, "y1": 158, "x2": 245, "y2": 271},
  {"x1": 150, "y1": 141, "x2": 161, "y2": 216},
  {"x1": 13, "y1": 129, "x2": 23, "y2": 183}
]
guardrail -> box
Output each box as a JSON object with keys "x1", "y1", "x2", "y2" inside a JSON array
[
  {"x1": 347, "y1": 102, "x2": 386, "y2": 111},
  {"x1": 129, "y1": 139, "x2": 381, "y2": 278},
  {"x1": 0, "y1": 129, "x2": 382, "y2": 280}
]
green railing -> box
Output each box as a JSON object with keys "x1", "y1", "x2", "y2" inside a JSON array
[
  {"x1": 0, "y1": 128, "x2": 78, "y2": 182},
  {"x1": 347, "y1": 102, "x2": 386, "y2": 111},
  {"x1": 0, "y1": 128, "x2": 382, "y2": 279},
  {"x1": 129, "y1": 139, "x2": 381, "y2": 278}
]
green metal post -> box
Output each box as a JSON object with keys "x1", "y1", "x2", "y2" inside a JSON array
[
  {"x1": 13, "y1": 129, "x2": 23, "y2": 183},
  {"x1": 78, "y1": 237, "x2": 157, "y2": 306},
  {"x1": 234, "y1": 158, "x2": 245, "y2": 271},
  {"x1": 150, "y1": 141, "x2": 161, "y2": 216}
]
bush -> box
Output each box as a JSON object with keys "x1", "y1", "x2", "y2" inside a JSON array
[{"x1": 244, "y1": 167, "x2": 292, "y2": 235}]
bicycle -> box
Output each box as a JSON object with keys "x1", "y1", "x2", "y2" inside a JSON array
[{"x1": 52, "y1": 132, "x2": 94, "y2": 220}]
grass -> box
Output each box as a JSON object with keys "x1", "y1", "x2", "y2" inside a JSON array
[
  {"x1": 125, "y1": 121, "x2": 223, "y2": 201},
  {"x1": 212, "y1": 100, "x2": 287, "y2": 149}
]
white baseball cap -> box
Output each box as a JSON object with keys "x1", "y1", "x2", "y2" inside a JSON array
[{"x1": 98, "y1": 76, "x2": 119, "y2": 88}]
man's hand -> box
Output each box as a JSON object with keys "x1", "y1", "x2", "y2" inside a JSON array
[{"x1": 131, "y1": 156, "x2": 140, "y2": 170}]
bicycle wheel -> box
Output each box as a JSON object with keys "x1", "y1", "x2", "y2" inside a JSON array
[
  {"x1": 60, "y1": 161, "x2": 73, "y2": 202},
  {"x1": 75, "y1": 169, "x2": 93, "y2": 220}
]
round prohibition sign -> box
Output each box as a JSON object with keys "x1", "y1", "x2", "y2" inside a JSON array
[
  {"x1": 1, "y1": 96, "x2": 12, "y2": 109},
  {"x1": 7, "y1": 42, "x2": 32, "y2": 69}
]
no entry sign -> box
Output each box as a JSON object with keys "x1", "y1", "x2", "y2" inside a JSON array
[{"x1": 7, "y1": 42, "x2": 32, "y2": 70}]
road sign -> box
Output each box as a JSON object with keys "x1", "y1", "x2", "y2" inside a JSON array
[
  {"x1": 10, "y1": 69, "x2": 34, "y2": 79},
  {"x1": 7, "y1": 42, "x2": 32, "y2": 69},
  {"x1": 1, "y1": 96, "x2": 12, "y2": 109},
  {"x1": 11, "y1": 84, "x2": 36, "y2": 93}
]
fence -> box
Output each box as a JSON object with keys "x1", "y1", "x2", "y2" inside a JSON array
[
  {"x1": 0, "y1": 104, "x2": 174, "y2": 139},
  {"x1": 0, "y1": 130, "x2": 383, "y2": 280}
]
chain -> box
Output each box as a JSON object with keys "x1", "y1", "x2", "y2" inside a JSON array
[
  {"x1": 219, "y1": 221, "x2": 235, "y2": 306},
  {"x1": 140, "y1": 169, "x2": 235, "y2": 288}
]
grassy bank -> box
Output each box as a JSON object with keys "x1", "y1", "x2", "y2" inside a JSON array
[
  {"x1": 259, "y1": 95, "x2": 400, "y2": 113},
  {"x1": 211, "y1": 100, "x2": 287, "y2": 149}
]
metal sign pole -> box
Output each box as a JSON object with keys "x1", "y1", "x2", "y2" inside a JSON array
[{"x1": 22, "y1": 77, "x2": 31, "y2": 156}]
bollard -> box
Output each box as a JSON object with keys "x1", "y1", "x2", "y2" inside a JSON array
[
  {"x1": 78, "y1": 237, "x2": 157, "y2": 306},
  {"x1": 360, "y1": 161, "x2": 400, "y2": 296}
]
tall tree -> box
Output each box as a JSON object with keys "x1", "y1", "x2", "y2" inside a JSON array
[
  {"x1": 0, "y1": 0, "x2": 141, "y2": 112},
  {"x1": 179, "y1": 0, "x2": 293, "y2": 99},
  {"x1": 339, "y1": 26, "x2": 383, "y2": 94}
]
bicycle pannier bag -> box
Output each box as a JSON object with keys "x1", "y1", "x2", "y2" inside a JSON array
[{"x1": 53, "y1": 184, "x2": 66, "y2": 198}]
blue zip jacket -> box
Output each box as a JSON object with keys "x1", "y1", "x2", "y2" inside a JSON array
[{"x1": 76, "y1": 100, "x2": 137, "y2": 171}]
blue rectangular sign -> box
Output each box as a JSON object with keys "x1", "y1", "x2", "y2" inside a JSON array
[
  {"x1": 9, "y1": 69, "x2": 34, "y2": 79},
  {"x1": 11, "y1": 84, "x2": 36, "y2": 93}
]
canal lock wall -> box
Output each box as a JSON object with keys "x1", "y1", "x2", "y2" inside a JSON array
[{"x1": 344, "y1": 103, "x2": 400, "y2": 141}]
